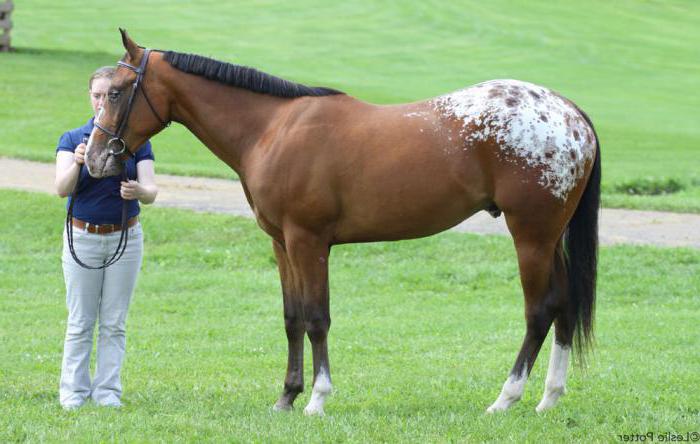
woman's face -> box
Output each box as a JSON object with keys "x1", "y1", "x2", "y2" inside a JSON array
[{"x1": 89, "y1": 77, "x2": 111, "y2": 117}]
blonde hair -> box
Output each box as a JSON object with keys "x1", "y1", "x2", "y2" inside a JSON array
[{"x1": 88, "y1": 66, "x2": 116, "y2": 91}]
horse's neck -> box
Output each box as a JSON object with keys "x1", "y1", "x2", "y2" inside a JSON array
[{"x1": 167, "y1": 74, "x2": 287, "y2": 176}]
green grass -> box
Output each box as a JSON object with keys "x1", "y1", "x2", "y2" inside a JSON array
[
  {"x1": 1, "y1": 1, "x2": 699, "y2": 211},
  {"x1": 1, "y1": 190, "x2": 699, "y2": 442}
]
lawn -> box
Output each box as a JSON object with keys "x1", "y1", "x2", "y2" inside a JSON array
[
  {"x1": 1, "y1": 1, "x2": 699, "y2": 211},
  {"x1": 1, "y1": 190, "x2": 698, "y2": 442}
]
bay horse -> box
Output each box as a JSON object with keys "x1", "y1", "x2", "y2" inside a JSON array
[{"x1": 86, "y1": 30, "x2": 600, "y2": 415}]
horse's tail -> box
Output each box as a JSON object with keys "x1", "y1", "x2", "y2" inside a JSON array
[{"x1": 564, "y1": 108, "x2": 601, "y2": 362}]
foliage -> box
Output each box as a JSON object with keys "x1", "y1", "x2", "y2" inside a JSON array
[{"x1": 610, "y1": 177, "x2": 684, "y2": 196}]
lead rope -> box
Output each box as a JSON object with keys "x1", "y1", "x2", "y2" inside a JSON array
[{"x1": 65, "y1": 157, "x2": 130, "y2": 270}]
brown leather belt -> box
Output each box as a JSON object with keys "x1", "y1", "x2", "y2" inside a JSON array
[{"x1": 71, "y1": 216, "x2": 139, "y2": 234}]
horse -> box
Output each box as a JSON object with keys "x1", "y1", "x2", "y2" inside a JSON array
[{"x1": 85, "y1": 29, "x2": 600, "y2": 415}]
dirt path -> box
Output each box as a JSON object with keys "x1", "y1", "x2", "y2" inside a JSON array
[{"x1": 2, "y1": 157, "x2": 698, "y2": 248}]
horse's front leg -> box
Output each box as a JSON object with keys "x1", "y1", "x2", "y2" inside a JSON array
[
  {"x1": 272, "y1": 239, "x2": 306, "y2": 411},
  {"x1": 284, "y1": 229, "x2": 332, "y2": 416}
]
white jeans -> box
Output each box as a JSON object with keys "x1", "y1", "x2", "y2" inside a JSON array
[{"x1": 60, "y1": 223, "x2": 143, "y2": 407}]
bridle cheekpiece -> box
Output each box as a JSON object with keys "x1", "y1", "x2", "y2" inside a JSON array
[{"x1": 93, "y1": 48, "x2": 170, "y2": 159}]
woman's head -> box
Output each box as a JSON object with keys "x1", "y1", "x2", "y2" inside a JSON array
[{"x1": 88, "y1": 66, "x2": 116, "y2": 116}]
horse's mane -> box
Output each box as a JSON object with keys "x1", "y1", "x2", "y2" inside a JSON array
[{"x1": 162, "y1": 51, "x2": 344, "y2": 98}]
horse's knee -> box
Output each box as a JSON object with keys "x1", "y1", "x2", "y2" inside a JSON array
[
  {"x1": 304, "y1": 310, "x2": 330, "y2": 342},
  {"x1": 284, "y1": 313, "x2": 305, "y2": 340}
]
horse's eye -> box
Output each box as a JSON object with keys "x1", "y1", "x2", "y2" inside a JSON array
[{"x1": 108, "y1": 91, "x2": 120, "y2": 102}]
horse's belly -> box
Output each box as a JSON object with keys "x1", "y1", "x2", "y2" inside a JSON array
[{"x1": 333, "y1": 180, "x2": 483, "y2": 243}]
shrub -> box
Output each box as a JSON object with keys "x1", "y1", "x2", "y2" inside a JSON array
[{"x1": 611, "y1": 177, "x2": 685, "y2": 196}]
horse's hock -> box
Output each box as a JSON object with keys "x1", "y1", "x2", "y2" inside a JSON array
[{"x1": 0, "y1": 0, "x2": 13, "y2": 52}]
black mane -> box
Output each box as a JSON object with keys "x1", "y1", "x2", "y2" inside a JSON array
[{"x1": 162, "y1": 51, "x2": 343, "y2": 98}]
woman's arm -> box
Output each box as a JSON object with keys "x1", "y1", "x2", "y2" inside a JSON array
[
  {"x1": 120, "y1": 159, "x2": 158, "y2": 204},
  {"x1": 55, "y1": 144, "x2": 85, "y2": 198}
]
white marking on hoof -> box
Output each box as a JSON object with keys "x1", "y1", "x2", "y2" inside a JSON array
[
  {"x1": 303, "y1": 369, "x2": 332, "y2": 416},
  {"x1": 486, "y1": 363, "x2": 528, "y2": 413},
  {"x1": 536, "y1": 340, "x2": 570, "y2": 412}
]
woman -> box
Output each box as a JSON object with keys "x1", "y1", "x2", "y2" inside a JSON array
[{"x1": 55, "y1": 66, "x2": 158, "y2": 410}]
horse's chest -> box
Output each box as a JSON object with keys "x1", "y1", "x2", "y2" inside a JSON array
[
  {"x1": 249, "y1": 193, "x2": 283, "y2": 240},
  {"x1": 254, "y1": 211, "x2": 283, "y2": 241},
  {"x1": 241, "y1": 179, "x2": 284, "y2": 241},
  {"x1": 432, "y1": 80, "x2": 595, "y2": 200}
]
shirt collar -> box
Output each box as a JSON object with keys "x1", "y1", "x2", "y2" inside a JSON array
[{"x1": 81, "y1": 117, "x2": 95, "y2": 136}]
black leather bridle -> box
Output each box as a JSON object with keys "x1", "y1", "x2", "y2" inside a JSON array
[
  {"x1": 66, "y1": 48, "x2": 169, "y2": 269},
  {"x1": 93, "y1": 48, "x2": 170, "y2": 157}
]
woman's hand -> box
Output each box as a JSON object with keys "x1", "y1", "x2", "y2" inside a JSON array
[
  {"x1": 120, "y1": 180, "x2": 143, "y2": 200},
  {"x1": 74, "y1": 143, "x2": 86, "y2": 165}
]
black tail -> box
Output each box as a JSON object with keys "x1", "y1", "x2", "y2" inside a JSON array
[{"x1": 565, "y1": 108, "x2": 601, "y2": 361}]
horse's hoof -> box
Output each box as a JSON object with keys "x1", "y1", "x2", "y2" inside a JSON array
[
  {"x1": 535, "y1": 394, "x2": 563, "y2": 413},
  {"x1": 535, "y1": 397, "x2": 556, "y2": 413},
  {"x1": 486, "y1": 401, "x2": 511, "y2": 414},
  {"x1": 535, "y1": 385, "x2": 566, "y2": 413},
  {"x1": 272, "y1": 401, "x2": 293, "y2": 412},
  {"x1": 303, "y1": 405, "x2": 325, "y2": 416}
]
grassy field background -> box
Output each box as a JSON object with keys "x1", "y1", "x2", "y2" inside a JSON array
[
  {"x1": 0, "y1": 1, "x2": 699, "y2": 211},
  {"x1": 2, "y1": 2, "x2": 700, "y2": 438},
  {"x1": 1, "y1": 190, "x2": 699, "y2": 442}
]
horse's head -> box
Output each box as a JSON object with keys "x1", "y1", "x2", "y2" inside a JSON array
[{"x1": 85, "y1": 29, "x2": 170, "y2": 178}]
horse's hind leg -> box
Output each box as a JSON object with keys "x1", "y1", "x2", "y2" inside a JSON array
[
  {"x1": 284, "y1": 229, "x2": 332, "y2": 416},
  {"x1": 487, "y1": 218, "x2": 566, "y2": 413},
  {"x1": 272, "y1": 239, "x2": 306, "y2": 411},
  {"x1": 535, "y1": 299, "x2": 574, "y2": 412}
]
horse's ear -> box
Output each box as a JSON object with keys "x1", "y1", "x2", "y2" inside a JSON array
[{"x1": 119, "y1": 28, "x2": 140, "y2": 61}]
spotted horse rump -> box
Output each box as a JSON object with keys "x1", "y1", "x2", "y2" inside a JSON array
[{"x1": 433, "y1": 79, "x2": 596, "y2": 201}]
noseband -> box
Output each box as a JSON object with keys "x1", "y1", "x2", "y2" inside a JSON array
[{"x1": 93, "y1": 48, "x2": 170, "y2": 158}]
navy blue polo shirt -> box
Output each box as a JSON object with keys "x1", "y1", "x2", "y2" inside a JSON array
[{"x1": 56, "y1": 117, "x2": 155, "y2": 225}]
